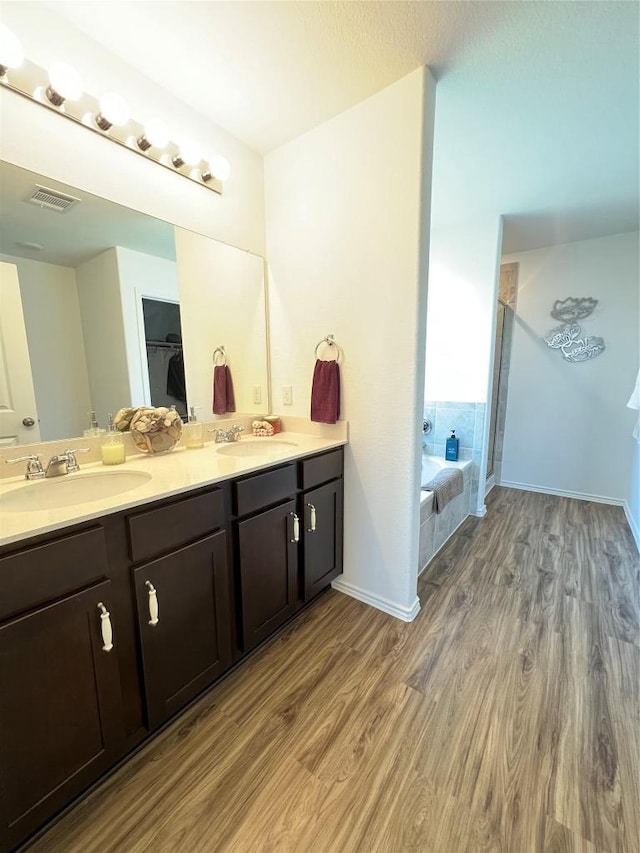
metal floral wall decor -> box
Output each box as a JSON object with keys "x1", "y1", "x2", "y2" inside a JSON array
[{"x1": 544, "y1": 297, "x2": 605, "y2": 363}]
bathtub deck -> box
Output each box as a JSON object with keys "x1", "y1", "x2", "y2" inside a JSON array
[{"x1": 31, "y1": 487, "x2": 639, "y2": 853}]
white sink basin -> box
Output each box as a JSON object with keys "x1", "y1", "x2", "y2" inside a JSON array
[
  {"x1": 0, "y1": 470, "x2": 153, "y2": 512},
  {"x1": 216, "y1": 439, "x2": 298, "y2": 458}
]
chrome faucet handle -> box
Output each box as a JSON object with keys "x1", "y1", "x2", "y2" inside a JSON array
[
  {"x1": 6, "y1": 454, "x2": 45, "y2": 480},
  {"x1": 62, "y1": 448, "x2": 90, "y2": 472}
]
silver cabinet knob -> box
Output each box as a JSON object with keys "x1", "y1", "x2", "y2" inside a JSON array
[{"x1": 22, "y1": 417, "x2": 35, "y2": 427}]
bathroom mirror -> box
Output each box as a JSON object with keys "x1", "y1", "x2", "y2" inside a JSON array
[{"x1": 0, "y1": 161, "x2": 269, "y2": 445}]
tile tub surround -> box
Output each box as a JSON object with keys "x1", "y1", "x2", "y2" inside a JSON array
[
  {"x1": 419, "y1": 458, "x2": 472, "y2": 573},
  {"x1": 424, "y1": 401, "x2": 486, "y2": 513}
]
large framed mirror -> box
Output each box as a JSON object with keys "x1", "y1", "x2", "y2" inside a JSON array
[{"x1": 0, "y1": 160, "x2": 269, "y2": 446}]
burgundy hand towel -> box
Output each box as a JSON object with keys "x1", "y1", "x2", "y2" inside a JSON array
[
  {"x1": 310, "y1": 359, "x2": 340, "y2": 424},
  {"x1": 213, "y1": 365, "x2": 236, "y2": 414},
  {"x1": 224, "y1": 365, "x2": 236, "y2": 412}
]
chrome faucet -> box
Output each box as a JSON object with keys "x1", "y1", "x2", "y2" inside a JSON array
[
  {"x1": 45, "y1": 448, "x2": 90, "y2": 478},
  {"x1": 209, "y1": 425, "x2": 244, "y2": 443},
  {"x1": 6, "y1": 454, "x2": 45, "y2": 480}
]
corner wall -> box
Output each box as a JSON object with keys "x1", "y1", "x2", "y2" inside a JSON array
[
  {"x1": 501, "y1": 232, "x2": 640, "y2": 527},
  {"x1": 424, "y1": 216, "x2": 503, "y2": 514},
  {"x1": 265, "y1": 68, "x2": 436, "y2": 619}
]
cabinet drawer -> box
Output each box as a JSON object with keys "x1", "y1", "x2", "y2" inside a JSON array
[
  {"x1": 0, "y1": 527, "x2": 108, "y2": 622},
  {"x1": 301, "y1": 447, "x2": 343, "y2": 490},
  {"x1": 234, "y1": 464, "x2": 296, "y2": 517},
  {"x1": 128, "y1": 488, "x2": 225, "y2": 564}
]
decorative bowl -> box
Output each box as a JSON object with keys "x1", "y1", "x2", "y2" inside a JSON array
[{"x1": 129, "y1": 406, "x2": 183, "y2": 454}]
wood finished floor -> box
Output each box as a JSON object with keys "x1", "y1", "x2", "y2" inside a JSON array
[{"x1": 31, "y1": 487, "x2": 639, "y2": 853}]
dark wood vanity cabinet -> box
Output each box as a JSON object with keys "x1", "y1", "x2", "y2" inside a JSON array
[
  {"x1": 133, "y1": 530, "x2": 232, "y2": 729},
  {"x1": 0, "y1": 444, "x2": 344, "y2": 851},
  {"x1": 237, "y1": 499, "x2": 299, "y2": 652},
  {"x1": 0, "y1": 579, "x2": 124, "y2": 852},
  {"x1": 300, "y1": 478, "x2": 343, "y2": 601}
]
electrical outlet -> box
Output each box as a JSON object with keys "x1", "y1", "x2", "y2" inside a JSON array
[
  {"x1": 282, "y1": 385, "x2": 293, "y2": 405},
  {"x1": 252, "y1": 385, "x2": 262, "y2": 405}
]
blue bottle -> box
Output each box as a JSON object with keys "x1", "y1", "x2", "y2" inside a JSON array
[{"x1": 445, "y1": 430, "x2": 459, "y2": 461}]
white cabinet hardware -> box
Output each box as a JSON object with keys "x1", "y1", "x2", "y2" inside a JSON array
[
  {"x1": 97, "y1": 602, "x2": 113, "y2": 652},
  {"x1": 145, "y1": 581, "x2": 159, "y2": 626}
]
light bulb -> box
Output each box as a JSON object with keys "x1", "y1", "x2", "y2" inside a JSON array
[
  {"x1": 144, "y1": 118, "x2": 170, "y2": 148},
  {"x1": 137, "y1": 117, "x2": 169, "y2": 151},
  {"x1": 95, "y1": 92, "x2": 129, "y2": 130},
  {"x1": 0, "y1": 24, "x2": 24, "y2": 73},
  {"x1": 203, "y1": 155, "x2": 231, "y2": 182},
  {"x1": 46, "y1": 61, "x2": 83, "y2": 105},
  {"x1": 173, "y1": 139, "x2": 202, "y2": 168}
]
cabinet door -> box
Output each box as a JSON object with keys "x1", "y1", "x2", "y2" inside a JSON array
[
  {"x1": 237, "y1": 499, "x2": 298, "y2": 652},
  {"x1": 0, "y1": 581, "x2": 124, "y2": 851},
  {"x1": 302, "y1": 479, "x2": 344, "y2": 601},
  {"x1": 133, "y1": 531, "x2": 232, "y2": 730}
]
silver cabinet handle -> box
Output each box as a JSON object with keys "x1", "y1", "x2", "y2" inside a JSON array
[
  {"x1": 289, "y1": 512, "x2": 300, "y2": 543},
  {"x1": 307, "y1": 503, "x2": 317, "y2": 533},
  {"x1": 145, "y1": 581, "x2": 159, "y2": 626},
  {"x1": 97, "y1": 602, "x2": 113, "y2": 652}
]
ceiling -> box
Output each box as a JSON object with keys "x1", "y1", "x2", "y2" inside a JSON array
[
  {"x1": 4, "y1": 1, "x2": 639, "y2": 253},
  {"x1": 41, "y1": 0, "x2": 527, "y2": 155},
  {"x1": 0, "y1": 162, "x2": 176, "y2": 267}
]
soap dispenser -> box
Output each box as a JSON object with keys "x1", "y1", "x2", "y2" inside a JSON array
[
  {"x1": 101, "y1": 414, "x2": 126, "y2": 465},
  {"x1": 445, "y1": 429, "x2": 459, "y2": 461},
  {"x1": 84, "y1": 411, "x2": 106, "y2": 437},
  {"x1": 183, "y1": 406, "x2": 204, "y2": 449}
]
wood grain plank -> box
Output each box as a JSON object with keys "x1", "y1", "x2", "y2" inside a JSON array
[{"x1": 30, "y1": 487, "x2": 639, "y2": 853}]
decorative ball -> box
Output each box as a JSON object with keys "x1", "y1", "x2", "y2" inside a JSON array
[{"x1": 130, "y1": 406, "x2": 183, "y2": 454}]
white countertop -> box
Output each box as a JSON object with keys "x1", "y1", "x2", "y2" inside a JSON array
[{"x1": 0, "y1": 433, "x2": 347, "y2": 547}]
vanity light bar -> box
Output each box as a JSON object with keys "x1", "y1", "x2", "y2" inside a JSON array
[{"x1": 0, "y1": 30, "x2": 230, "y2": 194}]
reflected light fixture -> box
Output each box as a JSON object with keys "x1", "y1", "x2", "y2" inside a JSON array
[
  {"x1": 46, "y1": 61, "x2": 83, "y2": 106},
  {"x1": 0, "y1": 24, "x2": 24, "y2": 75},
  {"x1": 95, "y1": 91, "x2": 129, "y2": 131},
  {"x1": 137, "y1": 117, "x2": 169, "y2": 151}
]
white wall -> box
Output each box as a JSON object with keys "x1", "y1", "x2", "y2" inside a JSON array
[
  {"x1": 424, "y1": 217, "x2": 503, "y2": 514},
  {"x1": 0, "y1": 253, "x2": 92, "y2": 440},
  {"x1": 115, "y1": 247, "x2": 180, "y2": 409},
  {"x1": 425, "y1": 217, "x2": 503, "y2": 403},
  {"x1": 0, "y1": 2, "x2": 265, "y2": 256},
  {"x1": 501, "y1": 232, "x2": 640, "y2": 518},
  {"x1": 75, "y1": 249, "x2": 130, "y2": 428},
  {"x1": 175, "y1": 229, "x2": 268, "y2": 417},
  {"x1": 265, "y1": 68, "x2": 436, "y2": 620}
]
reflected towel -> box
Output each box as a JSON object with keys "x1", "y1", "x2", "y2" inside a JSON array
[
  {"x1": 311, "y1": 359, "x2": 340, "y2": 424},
  {"x1": 213, "y1": 365, "x2": 236, "y2": 414},
  {"x1": 424, "y1": 468, "x2": 464, "y2": 514}
]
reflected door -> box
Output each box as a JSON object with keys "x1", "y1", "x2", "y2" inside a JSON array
[{"x1": 0, "y1": 263, "x2": 41, "y2": 445}]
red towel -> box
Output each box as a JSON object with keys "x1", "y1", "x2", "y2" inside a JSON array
[
  {"x1": 310, "y1": 359, "x2": 340, "y2": 424},
  {"x1": 213, "y1": 365, "x2": 236, "y2": 414}
]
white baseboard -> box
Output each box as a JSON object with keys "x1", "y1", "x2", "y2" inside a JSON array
[
  {"x1": 331, "y1": 578, "x2": 421, "y2": 622},
  {"x1": 471, "y1": 504, "x2": 487, "y2": 517},
  {"x1": 623, "y1": 501, "x2": 640, "y2": 552},
  {"x1": 498, "y1": 479, "x2": 625, "y2": 507}
]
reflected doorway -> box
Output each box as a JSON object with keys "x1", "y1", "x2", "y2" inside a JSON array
[{"x1": 142, "y1": 298, "x2": 187, "y2": 419}]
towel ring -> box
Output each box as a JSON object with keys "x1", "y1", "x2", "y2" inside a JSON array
[
  {"x1": 315, "y1": 334, "x2": 341, "y2": 362},
  {"x1": 213, "y1": 346, "x2": 227, "y2": 366}
]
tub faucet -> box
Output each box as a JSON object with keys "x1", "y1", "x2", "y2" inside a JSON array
[{"x1": 210, "y1": 425, "x2": 244, "y2": 443}]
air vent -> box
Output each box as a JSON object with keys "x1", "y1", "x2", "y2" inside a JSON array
[{"x1": 25, "y1": 185, "x2": 81, "y2": 213}]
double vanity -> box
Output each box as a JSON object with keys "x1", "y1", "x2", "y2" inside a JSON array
[{"x1": 0, "y1": 431, "x2": 346, "y2": 851}]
